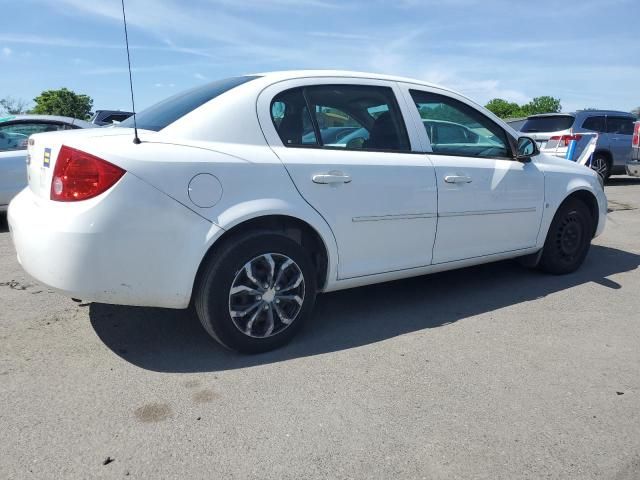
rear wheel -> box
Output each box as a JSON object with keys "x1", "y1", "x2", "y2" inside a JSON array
[
  {"x1": 538, "y1": 198, "x2": 593, "y2": 275},
  {"x1": 590, "y1": 154, "x2": 610, "y2": 180},
  {"x1": 195, "y1": 232, "x2": 317, "y2": 353}
]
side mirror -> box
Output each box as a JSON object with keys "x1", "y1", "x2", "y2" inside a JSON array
[{"x1": 516, "y1": 136, "x2": 538, "y2": 162}]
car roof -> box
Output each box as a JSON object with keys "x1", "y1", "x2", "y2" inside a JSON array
[
  {"x1": 0, "y1": 114, "x2": 95, "y2": 128},
  {"x1": 526, "y1": 113, "x2": 576, "y2": 119},
  {"x1": 527, "y1": 110, "x2": 634, "y2": 119},
  {"x1": 574, "y1": 109, "x2": 635, "y2": 117},
  {"x1": 94, "y1": 110, "x2": 134, "y2": 115},
  {"x1": 251, "y1": 69, "x2": 459, "y2": 94}
]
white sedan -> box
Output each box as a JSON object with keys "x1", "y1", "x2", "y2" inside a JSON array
[{"x1": 8, "y1": 71, "x2": 607, "y2": 353}]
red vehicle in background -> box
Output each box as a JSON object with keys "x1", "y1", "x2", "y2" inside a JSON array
[{"x1": 628, "y1": 121, "x2": 640, "y2": 176}]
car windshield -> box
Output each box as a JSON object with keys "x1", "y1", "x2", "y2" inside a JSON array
[
  {"x1": 521, "y1": 115, "x2": 574, "y2": 133},
  {"x1": 120, "y1": 76, "x2": 259, "y2": 131}
]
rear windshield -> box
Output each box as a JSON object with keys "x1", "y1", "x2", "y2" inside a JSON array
[
  {"x1": 120, "y1": 76, "x2": 258, "y2": 131},
  {"x1": 521, "y1": 115, "x2": 574, "y2": 133}
]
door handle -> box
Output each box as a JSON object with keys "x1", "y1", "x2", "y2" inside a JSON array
[
  {"x1": 312, "y1": 172, "x2": 352, "y2": 184},
  {"x1": 444, "y1": 175, "x2": 472, "y2": 184}
]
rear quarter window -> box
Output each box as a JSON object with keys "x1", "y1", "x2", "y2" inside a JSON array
[
  {"x1": 120, "y1": 76, "x2": 258, "y2": 131},
  {"x1": 606, "y1": 117, "x2": 635, "y2": 135}
]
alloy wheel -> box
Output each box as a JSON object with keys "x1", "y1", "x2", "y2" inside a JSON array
[
  {"x1": 228, "y1": 253, "x2": 305, "y2": 338},
  {"x1": 590, "y1": 156, "x2": 608, "y2": 178}
]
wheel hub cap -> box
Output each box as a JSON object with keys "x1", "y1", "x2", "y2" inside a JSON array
[
  {"x1": 228, "y1": 253, "x2": 305, "y2": 339},
  {"x1": 557, "y1": 215, "x2": 584, "y2": 259},
  {"x1": 262, "y1": 288, "x2": 276, "y2": 303}
]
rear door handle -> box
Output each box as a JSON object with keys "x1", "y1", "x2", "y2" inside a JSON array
[
  {"x1": 444, "y1": 175, "x2": 472, "y2": 184},
  {"x1": 312, "y1": 172, "x2": 352, "y2": 184}
]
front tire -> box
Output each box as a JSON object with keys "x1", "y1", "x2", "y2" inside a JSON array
[
  {"x1": 194, "y1": 232, "x2": 317, "y2": 353},
  {"x1": 538, "y1": 198, "x2": 593, "y2": 275}
]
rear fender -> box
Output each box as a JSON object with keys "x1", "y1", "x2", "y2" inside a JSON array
[{"x1": 200, "y1": 198, "x2": 339, "y2": 291}]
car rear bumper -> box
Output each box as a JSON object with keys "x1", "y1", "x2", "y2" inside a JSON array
[
  {"x1": 8, "y1": 174, "x2": 217, "y2": 308},
  {"x1": 626, "y1": 160, "x2": 640, "y2": 177}
]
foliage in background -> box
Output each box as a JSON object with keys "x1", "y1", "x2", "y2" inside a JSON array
[
  {"x1": 0, "y1": 97, "x2": 29, "y2": 115},
  {"x1": 418, "y1": 104, "x2": 471, "y2": 125},
  {"x1": 31, "y1": 88, "x2": 93, "y2": 120},
  {"x1": 485, "y1": 96, "x2": 562, "y2": 119},
  {"x1": 631, "y1": 107, "x2": 640, "y2": 119}
]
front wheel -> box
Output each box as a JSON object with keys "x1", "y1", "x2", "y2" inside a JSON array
[
  {"x1": 194, "y1": 232, "x2": 317, "y2": 353},
  {"x1": 538, "y1": 198, "x2": 593, "y2": 275}
]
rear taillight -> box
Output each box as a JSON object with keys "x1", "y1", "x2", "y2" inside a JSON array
[
  {"x1": 633, "y1": 123, "x2": 639, "y2": 147},
  {"x1": 549, "y1": 134, "x2": 583, "y2": 146},
  {"x1": 51, "y1": 146, "x2": 125, "y2": 202}
]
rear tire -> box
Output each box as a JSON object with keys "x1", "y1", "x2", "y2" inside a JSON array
[
  {"x1": 590, "y1": 154, "x2": 611, "y2": 180},
  {"x1": 538, "y1": 198, "x2": 593, "y2": 275},
  {"x1": 194, "y1": 231, "x2": 317, "y2": 353}
]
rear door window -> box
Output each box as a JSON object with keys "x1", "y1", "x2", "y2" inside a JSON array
[
  {"x1": 581, "y1": 116, "x2": 606, "y2": 133},
  {"x1": 521, "y1": 116, "x2": 575, "y2": 133},
  {"x1": 270, "y1": 89, "x2": 318, "y2": 146},
  {"x1": 271, "y1": 85, "x2": 411, "y2": 153},
  {"x1": 606, "y1": 117, "x2": 634, "y2": 135}
]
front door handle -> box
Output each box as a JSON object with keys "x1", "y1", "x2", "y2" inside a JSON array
[
  {"x1": 444, "y1": 175, "x2": 472, "y2": 184},
  {"x1": 312, "y1": 172, "x2": 352, "y2": 184}
]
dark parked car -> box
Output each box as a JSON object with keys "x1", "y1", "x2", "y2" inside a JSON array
[{"x1": 90, "y1": 110, "x2": 134, "y2": 126}]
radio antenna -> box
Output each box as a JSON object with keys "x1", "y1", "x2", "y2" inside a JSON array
[{"x1": 121, "y1": 0, "x2": 141, "y2": 144}]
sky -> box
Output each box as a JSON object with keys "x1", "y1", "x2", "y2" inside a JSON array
[{"x1": 1, "y1": 0, "x2": 638, "y2": 114}]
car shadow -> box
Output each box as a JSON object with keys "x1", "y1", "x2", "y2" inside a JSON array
[
  {"x1": 607, "y1": 176, "x2": 640, "y2": 186},
  {"x1": 0, "y1": 213, "x2": 8, "y2": 233},
  {"x1": 89, "y1": 245, "x2": 640, "y2": 373}
]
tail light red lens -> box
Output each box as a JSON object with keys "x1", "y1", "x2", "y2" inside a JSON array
[
  {"x1": 549, "y1": 134, "x2": 583, "y2": 147},
  {"x1": 633, "y1": 123, "x2": 639, "y2": 147},
  {"x1": 51, "y1": 146, "x2": 125, "y2": 202}
]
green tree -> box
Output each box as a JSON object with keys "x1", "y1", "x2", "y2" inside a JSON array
[
  {"x1": 484, "y1": 98, "x2": 524, "y2": 119},
  {"x1": 521, "y1": 96, "x2": 561, "y2": 116},
  {"x1": 31, "y1": 88, "x2": 93, "y2": 120},
  {"x1": 0, "y1": 97, "x2": 29, "y2": 115},
  {"x1": 485, "y1": 96, "x2": 562, "y2": 119}
]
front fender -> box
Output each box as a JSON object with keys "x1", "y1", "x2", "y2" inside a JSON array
[{"x1": 536, "y1": 173, "x2": 606, "y2": 247}]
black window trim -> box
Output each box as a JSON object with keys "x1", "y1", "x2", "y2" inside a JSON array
[
  {"x1": 409, "y1": 89, "x2": 516, "y2": 161},
  {"x1": 270, "y1": 84, "x2": 415, "y2": 155}
]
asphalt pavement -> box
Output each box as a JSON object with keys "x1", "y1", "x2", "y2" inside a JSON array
[{"x1": 1, "y1": 177, "x2": 639, "y2": 479}]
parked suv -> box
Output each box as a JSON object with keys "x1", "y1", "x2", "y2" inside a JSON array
[
  {"x1": 520, "y1": 110, "x2": 635, "y2": 179},
  {"x1": 627, "y1": 121, "x2": 640, "y2": 177}
]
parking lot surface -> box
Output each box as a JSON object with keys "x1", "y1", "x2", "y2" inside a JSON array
[{"x1": 1, "y1": 178, "x2": 639, "y2": 479}]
